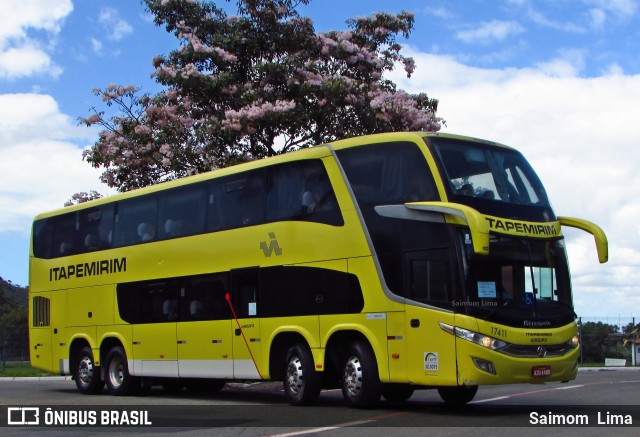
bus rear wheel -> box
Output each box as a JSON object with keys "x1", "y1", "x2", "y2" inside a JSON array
[
  {"x1": 340, "y1": 342, "x2": 381, "y2": 407},
  {"x1": 283, "y1": 344, "x2": 322, "y2": 406},
  {"x1": 104, "y1": 346, "x2": 138, "y2": 396},
  {"x1": 437, "y1": 385, "x2": 478, "y2": 405},
  {"x1": 73, "y1": 346, "x2": 104, "y2": 394}
]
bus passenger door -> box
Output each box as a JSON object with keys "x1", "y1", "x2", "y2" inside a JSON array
[
  {"x1": 177, "y1": 274, "x2": 233, "y2": 379},
  {"x1": 404, "y1": 249, "x2": 458, "y2": 386},
  {"x1": 230, "y1": 268, "x2": 263, "y2": 379}
]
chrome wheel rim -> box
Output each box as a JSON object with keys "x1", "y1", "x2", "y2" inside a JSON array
[
  {"x1": 78, "y1": 356, "x2": 94, "y2": 386},
  {"x1": 107, "y1": 356, "x2": 124, "y2": 389},
  {"x1": 343, "y1": 355, "x2": 363, "y2": 397},
  {"x1": 286, "y1": 356, "x2": 304, "y2": 396}
]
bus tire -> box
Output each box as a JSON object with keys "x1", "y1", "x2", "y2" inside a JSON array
[
  {"x1": 340, "y1": 342, "x2": 381, "y2": 407},
  {"x1": 73, "y1": 346, "x2": 104, "y2": 395},
  {"x1": 104, "y1": 346, "x2": 137, "y2": 396},
  {"x1": 437, "y1": 385, "x2": 478, "y2": 405},
  {"x1": 381, "y1": 383, "x2": 414, "y2": 402},
  {"x1": 283, "y1": 344, "x2": 322, "y2": 406}
]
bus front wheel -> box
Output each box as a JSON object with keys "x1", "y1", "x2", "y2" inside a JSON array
[
  {"x1": 340, "y1": 342, "x2": 381, "y2": 407},
  {"x1": 437, "y1": 385, "x2": 478, "y2": 405},
  {"x1": 104, "y1": 346, "x2": 137, "y2": 396},
  {"x1": 283, "y1": 344, "x2": 322, "y2": 406},
  {"x1": 73, "y1": 346, "x2": 104, "y2": 394}
]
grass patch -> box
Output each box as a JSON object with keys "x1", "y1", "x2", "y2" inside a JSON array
[{"x1": 0, "y1": 361, "x2": 57, "y2": 377}]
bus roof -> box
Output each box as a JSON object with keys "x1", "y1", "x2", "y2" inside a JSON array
[{"x1": 329, "y1": 131, "x2": 514, "y2": 151}]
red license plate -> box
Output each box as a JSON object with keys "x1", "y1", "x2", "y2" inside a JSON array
[{"x1": 532, "y1": 365, "x2": 552, "y2": 377}]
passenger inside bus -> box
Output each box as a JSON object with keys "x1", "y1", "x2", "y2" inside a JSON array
[
  {"x1": 302, "y1": 173, "x2": 334, "y2": 214},
  {"x1": 162, "y1": 298, "x2": 178, "y2": 321},
  {"x1": 137, "y1": 223, "x2": 156, "y2": 242}
]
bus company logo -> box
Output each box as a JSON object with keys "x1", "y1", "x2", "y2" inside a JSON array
[
  {"x1": 49, "y1": 257, "x2": 127, "y2": 281},
  {"x1": 260, "y1": 232, "x2": 282, "y2": 257},
  {"x1": 484, "y1": 217, "x2": 560, "y2": 237},
  {"x1": 424, "y1": 352, "x2": 439, "y2": 371}
]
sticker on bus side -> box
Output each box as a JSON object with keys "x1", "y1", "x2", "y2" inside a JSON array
[
  {"x1": 424, "y1": 352, "x2": 439, "y2": 371},
  {"x1": 366, "y1": 313, "x2": 386, "y2": 320}
]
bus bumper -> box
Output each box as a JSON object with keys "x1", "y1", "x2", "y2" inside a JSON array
[{"x1": 455, "y1": 341, "x2": 580, "y2": 386}]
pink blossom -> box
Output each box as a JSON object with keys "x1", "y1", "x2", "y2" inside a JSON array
[
  {"x1": 181, "y1": 63, "x2": 200, "y2": 79},
  {"x1": 179, "y1": 117, "x2": 194, "y2": 128},
  {"x1": 374, "y1": 27, "x2": 388, "y2": 35},
  {"x1": 134, "y1": 125, "x2": 151, "y2": 135},
  {"x1": 339, "y1": 39, "x2": 358, "y2": 54},
  {"x1": 159, "y1": 144, "x2": 172, "y2": 155},
  {"x1": 155, "y1": 65, "x2": 178, "y2": 78},
  {"x1": 403, "y1": 57, "x2": 416, "y2": 76},
  {"x1": 84, "y1": 114, "x2": 102, "y2": 125},
  {"x1": 212, "y1": 47, "x2": 238, "y2": 63},
  {"x1": 152, "y1": 56, "x2": 164, "y2": 68}
]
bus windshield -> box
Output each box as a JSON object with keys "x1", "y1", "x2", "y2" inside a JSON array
[
  {"x1": 459, "y1": 233, "x2": 574, "y2": 328},
  {"x1": 428, "y1": 138, "x2": 553, "y2": 222}
]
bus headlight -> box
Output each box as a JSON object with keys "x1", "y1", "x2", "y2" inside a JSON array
[
  {"x1": 571, "y1": 335, "x2": 579, "y2": 348},
  {"x1": 454, "y1": 327, "x2": 508, "y2": 351}
]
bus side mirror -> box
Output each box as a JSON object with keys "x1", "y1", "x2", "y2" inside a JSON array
[{"x1": 558, "y1": 216, "x2": 609, "y2": 263}]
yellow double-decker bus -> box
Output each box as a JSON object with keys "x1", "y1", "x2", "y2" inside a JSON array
[{"x1": 29, "y1": 132, "x2": 607, "y2": 406}]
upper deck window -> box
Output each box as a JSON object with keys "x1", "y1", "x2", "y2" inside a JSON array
[
  {"x1": 32, "y1": 158, "x2": 342, "y2": 259},
  {"x1": 336, "y1": 141, "x2": 438, "y2": 206}
]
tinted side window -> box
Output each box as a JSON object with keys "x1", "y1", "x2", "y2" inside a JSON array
[
  {"x1": 404, "y1": 249, "x2": 453, "y2": 309},
  {"x1": 208, "y1": 170, "x2": 266, "y2": 231},
  {"x1": 158, "y1": 183, "x2": 207, "y2": 239},
  {"x1": 117, "y1": 273, "x2": 230, "y2": 324},
  {"x1": 267, "y1": 160, "x2": 343, "y2": 226},
  {"x1": 260, "y1": 266, "x2": 364, "y2": 317},
  {"x1": 118, "y1": 278, "x2": 181, "y2": 324},
  {"x1": 113, "y1": 196, "x2": 158, "y2": 247},
  {"x1": 53, "y1": 213, "x2": 77, "y2": 257},
  {"x1": 336, "y1": 142, "x2": 438, "y2": 206},
  {"x1": 265, "y1": 163, "x2": 306, "y2": 222},
  {"x1": 78, "y1": 205, "x2": 114, "y2": 252},
  {"x1": 33, "y1": 218, "x2": 55, "y2": 259},
  {"x1": 33, "y1": 159, "x2": 343, "y2": 259},
  {"x1": 185, "y1": 274, "x2": 230, "y2": 321}
]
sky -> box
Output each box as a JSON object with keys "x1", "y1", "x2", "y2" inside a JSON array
[{"x1": 0, "y1": 0, "x2": 639, "y2": 319}]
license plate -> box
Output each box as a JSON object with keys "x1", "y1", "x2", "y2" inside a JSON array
[{"x1": 532, "y1": 365, "x2": 552, "y2": 377}]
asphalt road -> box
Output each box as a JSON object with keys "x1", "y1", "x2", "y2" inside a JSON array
[{"x1": 1, "y1": 368, "x2": 639, "y2": 436}]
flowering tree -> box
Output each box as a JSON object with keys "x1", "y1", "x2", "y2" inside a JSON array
[
  {"x1": 64, "y1": 190, "x2": 103, "y2": 207},
  {"x1": 80, "y1": 0, "x2": 442, "y2": 192}
]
